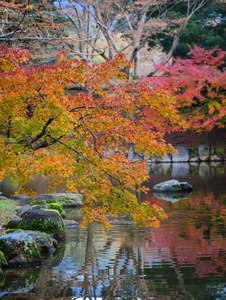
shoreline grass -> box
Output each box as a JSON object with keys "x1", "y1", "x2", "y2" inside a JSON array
[{"x1": 0, "y1": 199, "x2": 18, "y2": 235}]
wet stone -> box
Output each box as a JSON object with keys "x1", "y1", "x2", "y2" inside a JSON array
[{"x1": 172, "y1": 147, "x2": 189, "y2": 162}]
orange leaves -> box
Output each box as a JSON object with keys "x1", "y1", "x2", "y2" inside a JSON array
[{"x1": 0, "y1": 46, "x2": 178, "y2": 229}]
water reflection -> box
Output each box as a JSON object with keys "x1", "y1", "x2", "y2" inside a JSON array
[
  {"x1": 0, "y1": 162, "x2": 225, "y2": 198},
  {"x1": 0, "y1": 164, "x2": 225, "y2": 299}
]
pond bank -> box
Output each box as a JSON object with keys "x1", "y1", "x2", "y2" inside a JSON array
[{"x1": 0, "y1": 193, "x2": 83, "y2": 236}]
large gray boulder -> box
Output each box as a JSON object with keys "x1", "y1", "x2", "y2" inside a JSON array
[
  {"x1": 18, "y1": 209, "x2": 66, "y2": 240},
  {"x1": 199, "y1": 145, "x2": 210, "y2": 161},
  {"x1": 153, "y1": 179, "x2": 193, "y2": 193},
  {"x1": 16, "y1": 203, "x2": 65, "y2": 218},
  {"x1": 10, "y1": 195, "x2": 32, "y2": 206},
  {"x1": 0, "y1": 231, "x2": 57, "y2": 268}
]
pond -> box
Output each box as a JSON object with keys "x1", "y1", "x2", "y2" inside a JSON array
[{"x1": 0, "y1": 163, "x2": 226, "y2": 300}]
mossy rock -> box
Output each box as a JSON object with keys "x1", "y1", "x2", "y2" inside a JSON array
[
  {"x1": 0, "y1": 231, "x2": 57, "y2": 268},
  {"x1": 0, "y1": 250, "x2": 7, "y2": 267},
  {"x1": 0, "y1": 231, "x2": 41, "y2": 267},
  {"x1": 5, "y1": 218, "x2": 22, "y2": 229},
  {"x1": 153, "y1": 179, "x2": 193, "y2": 193},
  {"x1": 49, "y1": 202, "x2": 63, "y2": 213},
  {"x1": 49, "y1": 193, "x2": 83, "y2": 208},
  {"x1": 18, "y1": 209, "x2": 65, "y2": 240}
]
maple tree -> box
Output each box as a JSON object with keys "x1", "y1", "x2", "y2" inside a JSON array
[
  {"x1": 0, "y1": 46, "x2": 188, "y2": 229},
  {"x1": 147, "y1": 45, "x2": 226, "y2": 131}
]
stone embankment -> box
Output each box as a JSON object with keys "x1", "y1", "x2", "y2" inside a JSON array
[
  {"x1": 128, "y1": 145, "x2": 226, "y2": 178},
  {"x1": 128, "y1": 145, "x2": 226, "y2": 163},
  {"x1": 148, "y1": 145, "x2": 226, "y2": 164}
]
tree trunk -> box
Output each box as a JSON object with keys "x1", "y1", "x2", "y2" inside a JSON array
[
  {"x1": 147, "y1": 35, "x2": 180, "y2": 77},
  {"x1": 134, "y1": 50, "x2": 140, "y2": 78}
]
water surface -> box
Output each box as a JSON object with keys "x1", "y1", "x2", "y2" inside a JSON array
[{"x1": 0, "y1": 163, "x2": 225, "y2": 300}]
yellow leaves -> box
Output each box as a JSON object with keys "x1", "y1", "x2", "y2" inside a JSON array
[
  {"x1": 132, "y1": 202, "x2": 167, "y2": 228},
  {"x1": 1, "y1": 46, "x2": 181, "y2": 230},
  {"x1": 26, "y1": 5, "x2": 33, "y2": 10},
  {"x1": 80, "y1": 208, "x2": 111, "y2": 230},
  {"x1": 208, "y1": 101, "x2": 222, "y2": 115}
]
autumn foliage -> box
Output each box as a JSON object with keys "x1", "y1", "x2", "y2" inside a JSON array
[
  {"x1": 0, "y1": 46, "x2": 189, "y2": 229},
  {"x1": 149, "y1": 45, "x2": 226, "y2": 131}
]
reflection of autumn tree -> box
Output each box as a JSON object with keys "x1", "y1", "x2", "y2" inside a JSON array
[
  {"x1": 73, "y1": 225, "x2": 152, "y2": 299},
  {"x1": 79, "y1": 224, "x2": 99, "y2": 298},
  {"x1": 61, "y1": 224, "x2": 198, "y2": 299},
  {"x1": 143, "y1": 190, "x2": 226, "y2": 278}
]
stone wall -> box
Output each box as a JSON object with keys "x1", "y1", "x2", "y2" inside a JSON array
[{"x1": 147, "y1": 145, "x2": 226, "y2": 164}]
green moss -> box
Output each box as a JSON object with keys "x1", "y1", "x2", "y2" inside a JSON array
[
  {"x1": 24, "y1": 244, "x2": 40, "y2": 258},
  {"x1": 188, "y1": 147, "x2": 198, "y2": 154},
  {"x1": 38, "y1": 200, "x2": 47, "y2": 205},
  {"x1": 49, "y1": 202, "x2": 63, "y2": 213},
  {"x1": 0, "y1": 251, "x2": 6, "y2": 262},
  {"x1": 19, "y1": 210, "x2": 65, "y2": 235},
  {"x1": 0, "y1": 242, "x2": 6, "y2": 254},
  {"x1": 5, "y1": 228, "x2": 23, "y2": 234},
  {"x1": 215, "y1": 147, "x2": 224, "y2": 155},
  {"x1": 5, "y1": 229, "x2": 16, "y2": 234},
  {"x1": 172, "y1": 184, "x2": 184, "y2": 188},
  {"x1": 59, "y1": 197, "x2": 72, "y2": 203},
  {"x1": 61, "y1": 220, "x2": 65, "y2": 232},
  {"x1": 41, "y1": 208, "x2": 62, "y2": 217},
  {"x1": 216, "y1": 167, "x2": 224, "y2": 175},
  {"x1": 47, "y1": 199, "x2": 56, "y2": 204},
  {"x1": 31, "y1": 231, "x2": 50, "y2": 237}
]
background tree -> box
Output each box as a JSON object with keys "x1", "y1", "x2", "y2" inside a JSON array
[
  {"x1": 55, "y1": 0, "x2": 210, "y2": 76},
  {"x1": 148, "y1": 0, "x2": 226, "y2": 59},
  {"x1": 1, "y1": 0, "x2": 216, "y2": 73},
  {"x1": 0, "y1": 0, "x2": 93, "y2": 62}
]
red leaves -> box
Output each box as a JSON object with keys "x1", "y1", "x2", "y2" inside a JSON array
[
  {"x1": 0, "y1": 47, "x2": 30, "y2": 72},
  {"x1": 153, "y1": 45, "x2": 226, "y2": 131},
  {"x1": 189, "y1": 45, "x2": 225, "y2": 67}
]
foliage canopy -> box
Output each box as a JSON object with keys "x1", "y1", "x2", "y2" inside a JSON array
[
  {"x1": 0, "y1": 46, "x2": 188, "y2": 229},
  {"x1": 152, "y1": 45, "x2": 226, "y2": 131}
]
